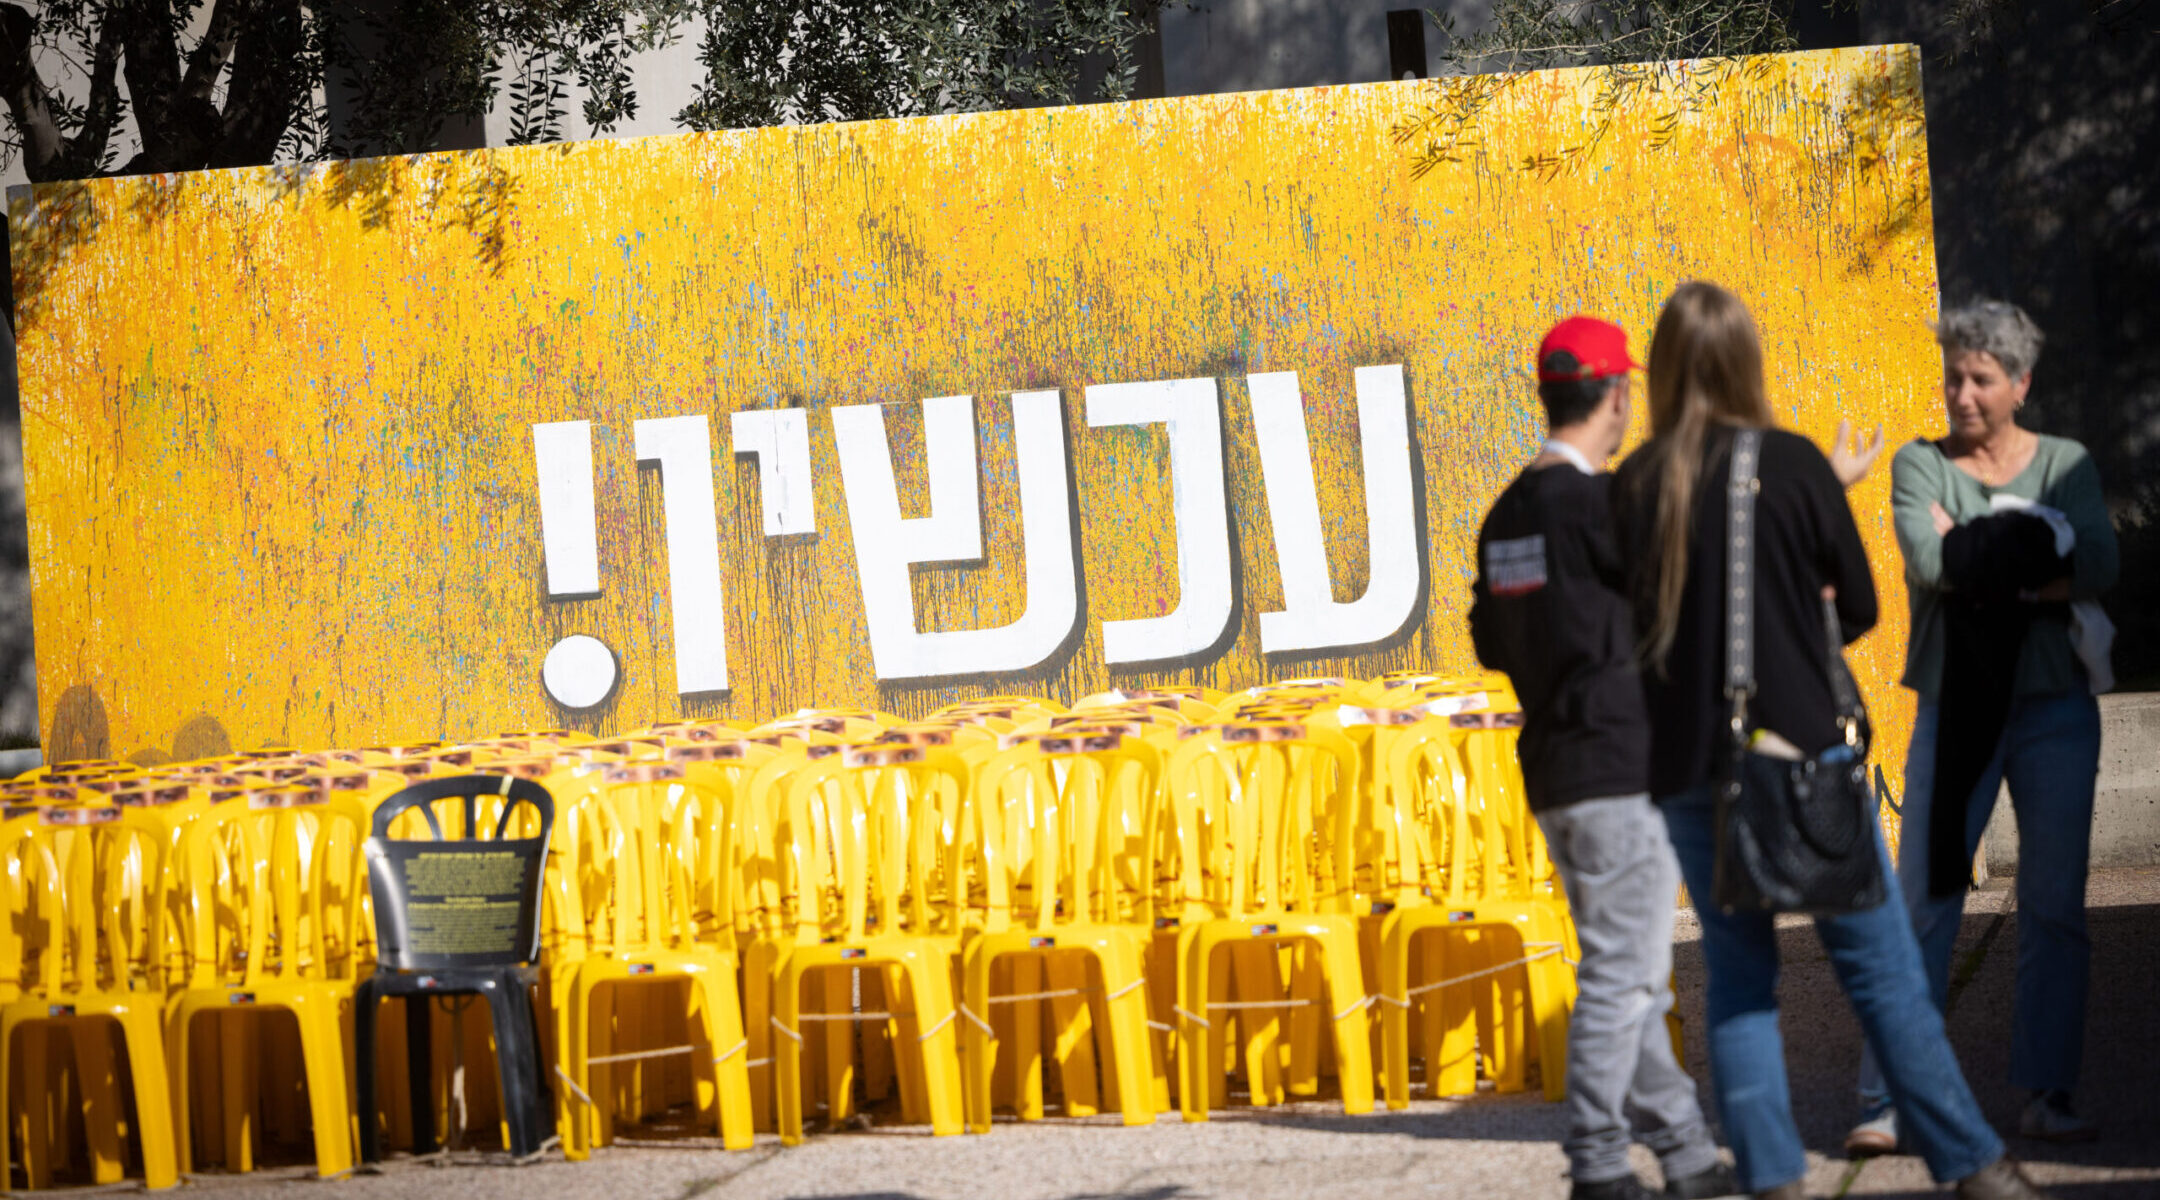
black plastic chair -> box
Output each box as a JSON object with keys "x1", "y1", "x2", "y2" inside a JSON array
[{"x1": 356, "y1": 774, "x2": 555, "y2": 1161}]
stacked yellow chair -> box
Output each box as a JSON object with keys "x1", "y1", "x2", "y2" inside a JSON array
[
  {"x1": 961, "y1": 727, "x2": 1162, "y2": 1130},
  {"x1": 765, "y1": 738, "x2": 972, "y2": 1144},
  {"x1": 550, "y1": 755, "x2": 755, "y2": 1156},
  {"x1": 0, "y1": 791, "x2": 181, "y2": 1189},
  {"x1": 164, "y1": 774, "x2": 371, "y2": 1177},
  {"x1": 1365, "y1": 678, "x2": 1577, "y2": 1106},
  {"x1": 1157, "y1": 715, "x2": 1377, "y2": 1121}
]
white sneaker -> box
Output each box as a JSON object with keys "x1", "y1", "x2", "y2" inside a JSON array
[{"x1": 1843, "y1": 1107, "x2": 1897, "y2": 1157}]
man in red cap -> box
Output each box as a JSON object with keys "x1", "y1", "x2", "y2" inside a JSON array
[{"x1": 1471, "y1": 316, "x2": 1738, "y2": 1200}]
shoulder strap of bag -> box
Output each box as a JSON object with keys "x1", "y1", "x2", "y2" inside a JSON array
[
  {"x1": 1822, "y1": 593, "x2": 1867, "y2": 749},
  {"x1": 1724, "y1": 429, "x2": 1763, "y2": 742}
]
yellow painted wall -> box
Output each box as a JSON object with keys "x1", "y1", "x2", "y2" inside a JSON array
[{"x1": 12, "y1": 46, "x2": 1937, "y2": 780}]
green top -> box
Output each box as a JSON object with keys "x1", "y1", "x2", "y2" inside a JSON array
[{"x1": 1892, "y1": 433, "x2": 2119, "y2": 702}]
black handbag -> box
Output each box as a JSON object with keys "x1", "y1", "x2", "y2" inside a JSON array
[{"x1": 1712, "y1": 428, "x2": 1889, "y2": 916}]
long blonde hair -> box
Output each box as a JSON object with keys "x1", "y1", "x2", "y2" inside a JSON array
[{"x1": 1637, "y1": 282, "x2": 1776, "y2": 669}]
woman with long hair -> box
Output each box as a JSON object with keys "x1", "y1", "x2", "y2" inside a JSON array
[{"x1": 1610, "y1": 282, "x2": 2042, "y2": 1200}]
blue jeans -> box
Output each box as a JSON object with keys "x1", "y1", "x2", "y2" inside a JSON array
[
  {"x1": 1661, "y1": 787, "x2": 2001, "y2": 1190},
  {"x1": 1857, "y1": 692, "x2": 2101, "y2": 1112}
]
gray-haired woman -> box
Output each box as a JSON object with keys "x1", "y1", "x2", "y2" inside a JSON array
[{"x1": 1848, "y1": 301, "x2": 2118, "y2": 1155}]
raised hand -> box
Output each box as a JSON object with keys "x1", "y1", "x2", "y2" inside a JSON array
[{"x1": 1828, "y1": 419, "x2": 1886, "y2": 487}]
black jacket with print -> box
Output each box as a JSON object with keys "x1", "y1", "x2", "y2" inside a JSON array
[{"x1": 1469, "y1": 461, "x2": 1650, "y2": 811}]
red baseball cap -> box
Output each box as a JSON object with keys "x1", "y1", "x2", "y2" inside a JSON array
[{"x1": 1537, "y1": 315, "x2": 1639, "y2": 381}]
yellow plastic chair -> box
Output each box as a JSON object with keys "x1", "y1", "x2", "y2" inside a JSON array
[
  {"x1": 163, "y1": 780, "x2": 368, "y2": 1177},
  {"x1": 767, "y1": 743, "x2": 969, "y2": 1145},
  {"x1": 960, "y1": 731, "x2": 1163, "y2": 1130},
  {"x1": 553, "y1": 762, "x2": 754, "y2": 1156},
  {"x1": 1372, "y1": 719, "x2": 1574, "y2": 1105},
  {"x1": 0, "y1": 803, "x2": 182, "y2": 1190},
  {"x1": 731, "y1": 740, "x2": 839, "y2": 1134},
  {"x1": 765, "y1": 735, "x2": 944, "y2": 1133},
  {"x1": 1157, "y1": 723, "x2": 1375, "y2": 1122}
]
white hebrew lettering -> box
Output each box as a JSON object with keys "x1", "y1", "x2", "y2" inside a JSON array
[
  {"x1": 831, "y1": 392, "x2": 1078, "y2": 680},
  {"x1": 1084, "y1": 378, "x2": 1234, "y2": 665},
  {"x1": 532, "y1": 421, "x2": 600, "y2": 595},
  {"x1": 730, "y1": 407, "x2": 817, "y2": 536},
  {"x1": 1249, "y1": 365, "x2": 1422, "y2": 653},
  {"x1": 634, "y1": 416, "x2": 730, "y2": 694}
]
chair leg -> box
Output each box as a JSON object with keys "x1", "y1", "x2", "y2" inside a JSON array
[
  {"x1": 583, "y1": 978, "x2": 618, "y2": 1149},
  {"x1": 49, "y1": 1041, "x2": 76, "y2": 1182},
  {"x1": 479, "y1": 980, "x2": 550, "y2": 1159},
  {"x1": 1285, "y1": 941, "x2": 1322, "y2": 1099},
  {"x1": 819, "y1": 969, "x2": 855, "y2": 1127},
  {"x1": 164, "y1": 1004, "x2": 201, "y2": 1175},
  {"x1": 739, "y1": 945, "x2": 776, "y2": 1135},
  {"x1": 220, "y1": 1008, "x2": 258, "y2": 1172},
  {"x1": 1313, "y1": 926, "x2": 1375, "y2": 1116},
  {"x1": 1, "y1": 1014, "x2": 20, "y2": 1191},
  {"x1": 405, "y1": 995, "x2": 436, "y2": 1156},
  {"x1": 1475, "y1": 931, "x2": 1528, "y2": 1094},
  {"x1": 1145, "y1": 933, "x2": 1176, "y2": 1115},
  {"x1": 1211, "y1": 953, "x2": 1238, "y2": 1110},
  {"x1": 374, "y1": 997, "x2": 410, "y2": 1155},
  {"x1": 895, "y1": 954, "x2": 963, "y2": 1138},
  {"x1": 1095, "y1": 938, "x2": 1156, "y2": 1128},
  {"x1": 1045, "y1": 953, "x2": 1098, "y2": 1118},
  {"x1": 772, "y1": 963, "x2": 808, "y2": 1147},
  {"x1": 1380, "y1": 920, "x2": 1413, "y2": 1110},
  {"x1": 114, "y1": 1006, "x2": 180, "y2": 1190},
  {"x1": 686, "y1": 971, "x2": 754, "y2": 1151},
  {"x1": 889, "y1": 964, "x2": 933, "y2": 1126},
  {"x1": 20, "y1": 1022, "x2": 54, "y2": 1189},
  {"x1": 1175, "y1": 927, "x2": 1217, "y2": 1123},
  {"x1": 544, "y1": 969, "x2": 583, "y2": 1158},
  {"x1": 988, "y1": 956, "x2": 1014, "y2": 1117},
  {"x1": 185, "y1": 1010, "x2": 223, "y2": 1169},
  {"x1": 354, "y1": 983, "x2": 381, "y2": 1164},
  {"x1": 72, "y1": 1019, "x2": 125, "y2": 1184},
  {"x1": 291, "y1": 996, "x2": 355, "y2": 1176},
  {"x1": 1532, "y1": 917, "x2": 1577, "y2": 1102},
  {"x1": 1010, "y1": 955, "x2": 1043, "y2": 1121},
  {"x1": 960, "y1": 944, "x2": 996, "y2": 1134}
]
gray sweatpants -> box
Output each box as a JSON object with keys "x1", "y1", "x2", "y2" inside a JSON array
[{"x1": 1536, "y1": 793, "x2": 1722, "y2": 1185}]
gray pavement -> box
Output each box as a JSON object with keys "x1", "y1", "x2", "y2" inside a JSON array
[{"x1": 161, "y1": 868, "x2": 2160, "y2": 1200}]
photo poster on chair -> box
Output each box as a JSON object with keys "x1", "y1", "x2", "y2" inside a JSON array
[{"x1": 13, "y1": 45, "x2": 1939, "y2": 794}]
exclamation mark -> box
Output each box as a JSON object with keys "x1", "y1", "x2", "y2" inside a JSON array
[{"x1": 533, "y1": 421, "x2": 619, "y2": 709}]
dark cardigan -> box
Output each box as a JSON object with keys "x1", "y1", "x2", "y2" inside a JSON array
[{"x1": 1930, "y1": 510, "x2": 2072, "y2": 895}]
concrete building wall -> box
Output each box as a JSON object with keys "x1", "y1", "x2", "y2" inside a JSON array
[
  {"x1": 1157, "y1": 0, "x2": 1462, "y2": 95},
  {"x1": 1986, "y1": 693, "x2": 2160, "y2": 873}
]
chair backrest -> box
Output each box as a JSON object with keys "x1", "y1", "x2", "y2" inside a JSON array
[
  {"x1": 364, "y1": 774, "x2": 554, "y2": 971},
  {"x1": 1382, "y1": 719, "x2": 1547, "y2": 904},
  {"x1": 1158, "y1": 723, "x2": 1361, "y2": 923},
  {"x1": 973, "y1": 732, "x2": 1163, "y2": 933},
  {"x1": 567, "y1": 762, "x2": 737, "y2": 958},
  {"x1": 168, "y1": 780, "x2": 371, "y2": 989},
  {"x1": 8, "y1": 804, "x2": 171, "y2": 999},
  {"x1": 775, "y1": 744, "x2": 970, "y2": 944}
]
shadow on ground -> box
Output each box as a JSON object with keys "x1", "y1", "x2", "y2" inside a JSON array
[{"x1": 1666, "y1": 884, "x2": 2160, "y2": 1196}]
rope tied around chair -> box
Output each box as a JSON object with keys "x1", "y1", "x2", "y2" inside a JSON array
[
  {"x1": 1372, "y1": 942, "x2": 1566, "y2": 1009},
  {"x1": 769, "y1": 1009, "x2": 957, "y2": 1045}
]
